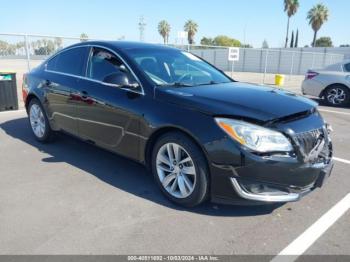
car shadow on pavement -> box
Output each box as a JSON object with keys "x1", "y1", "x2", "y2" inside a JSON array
[{"x1": 0, "y1": 117, "x2": 283, "y2": 217}]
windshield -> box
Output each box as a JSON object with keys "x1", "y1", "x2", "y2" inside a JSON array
[{"x1": 126, "y1": 48, "x2": 232, "y2": 86}]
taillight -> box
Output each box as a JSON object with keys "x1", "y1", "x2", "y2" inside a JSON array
[
  {"x1": 22, "y1": 74, "x2": 28, "y2": 103},
  {"x1": 305, "y1": 71, "x2": 319, "y2": 80}
]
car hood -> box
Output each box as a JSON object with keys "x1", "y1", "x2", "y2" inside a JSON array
[{"x1": 155, "y1": 82, "x2": 318, "y2": 123}]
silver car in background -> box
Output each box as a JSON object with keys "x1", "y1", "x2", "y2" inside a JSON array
[{"x1": 302, "y1": 60, "x2": 350, "y2": 107}]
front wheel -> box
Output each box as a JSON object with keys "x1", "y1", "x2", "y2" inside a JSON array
[
  {"x1": 28, "y1": 98, "x2": 54, "y2": 142},
  {"x1": 151, "y1": 132, "x2": 209, "y2": 207},
  {"x1": 323, "y1": 85, "x2": 350, "y2": 107}
]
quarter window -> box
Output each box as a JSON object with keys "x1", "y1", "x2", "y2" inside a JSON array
[
  {"x1": 87, "y1": 47, "x2": 134, "y2": 82},
  {"x1": 46, "y1": 47, "x2": 86, "y2": 76},
  {"x1": 344, "y1": 63, "x2": 350, "y2": 72}
]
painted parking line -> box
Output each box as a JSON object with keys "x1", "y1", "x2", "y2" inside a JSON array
[
  {"x1": 272, "y1": 193, "x2": 350, "y2": 261},
  {"x1": 0, "y1": 109, "x2": 25, "y2": 115},
  {"x1": 319, "y1": 109, "x2": 350, "y2": 116},
  {"x1": 333, "y1": 157, "x2": 350, "y2": 165}
]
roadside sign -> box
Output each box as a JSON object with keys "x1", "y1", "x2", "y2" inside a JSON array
[
  {"x1": 177, "y1": 31, "x2": 188, "y2": 45},
  {"x1": 177, "y1": 31, "x2": 188, "y2": 39},
  {"x1": 228, "y1": 47, "x2": 240, "y2": 61}
]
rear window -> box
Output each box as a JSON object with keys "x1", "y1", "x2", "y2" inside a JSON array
[{"x1": 46, "y1": 47, "x2": 86, "y2": 76}]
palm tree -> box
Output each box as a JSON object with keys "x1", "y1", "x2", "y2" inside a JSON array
[
  {"x1": 307, "y1": 4, "x2": 329, "y2": 47},
  {"x1": 184, "y1": 20, "x2": 198, "y2": 45},
  {"x1": 284, "y1": 0, "x2": 300, "y2": 48},
  {"x1": 158, "y1": 20, "x2": 171, "y2": 44}
]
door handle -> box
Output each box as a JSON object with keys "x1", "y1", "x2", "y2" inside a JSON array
[
  {"x1": 44, "y1": 79, "x2": 52, "y2": 87},
  {"x1": 80, "y1": 91, "x2": 94, "y2": 105},
  {"x1": 81, "y1": 90, "x2": 88, "y2": 99}
]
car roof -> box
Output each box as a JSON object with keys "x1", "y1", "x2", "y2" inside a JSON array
[{"x1": 68, "y1": 40, "x2": 179, "y2": 52}]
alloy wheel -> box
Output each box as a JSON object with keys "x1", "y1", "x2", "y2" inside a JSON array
[
  {"x1": 29, "y1": 104, "x2": 46, "y2": 138},
  {"x1": 326, "y1": 88, "x2": 346, "y2": 105},
  {"x1": 156, "y1": 143, "x2": 197, "y2": 199}
]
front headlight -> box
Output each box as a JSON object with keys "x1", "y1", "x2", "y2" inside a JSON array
[{"x1": 215, "y1": 118, "x2": 293, "y2": 153}]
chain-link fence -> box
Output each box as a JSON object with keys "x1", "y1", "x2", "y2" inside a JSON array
[
  {"x1": 1, "y1": 33, "x2": 345, "y2": 74},
  {"x1": 0, "y1": 33, "x2": 346, "y2": 107},
  {"x1": 0, "y1": 33, "x2": 87, "y2": 72}
]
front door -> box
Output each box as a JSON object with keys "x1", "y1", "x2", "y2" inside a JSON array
[{"x1": 75, "y1": 46, "x2": 144, "y2": 160}]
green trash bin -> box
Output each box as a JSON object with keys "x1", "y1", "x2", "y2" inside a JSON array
[{"x1": 0, "y1": 72, "x2": 18, "y2": 112}]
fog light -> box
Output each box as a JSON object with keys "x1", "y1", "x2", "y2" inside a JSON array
[
  {"x1": 242, "y1": 182, "x2": 289, "y2": 195},
  {"x1": 248, "y1": 184, "x2": 264, "y2": 194}
]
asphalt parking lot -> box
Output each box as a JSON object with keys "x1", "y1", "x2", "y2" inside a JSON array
[{"x1": 0, "y1": 102, "x2": 349, "y2": 256}]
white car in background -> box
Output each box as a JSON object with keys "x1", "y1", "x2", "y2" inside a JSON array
[{"x1": 302, "y1": 60, "x2": 350, "y2": 107}]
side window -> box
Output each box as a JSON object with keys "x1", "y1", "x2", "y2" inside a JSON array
[
  {"x1": 344, "y1": 63, "x2": 350, "y2": 72},
  {"x1": 87, "y1": 47, "x2": 134, "y2": 82},
  {"x1": 46, "y1": 47, "x2": 85, "y2": 76}
]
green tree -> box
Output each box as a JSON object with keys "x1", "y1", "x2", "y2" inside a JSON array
[
  {"x1": 0, "y1": 40, "x2": 16, "y2": 56},
  {"x1": 213, "y1": 35, "x2": 241, "y2": 47},
  {"x1": 200, "y1": 37, "x2": 214, "y2": 46},
  {"x1": 284, "y1": 0, "x2": 300, "y2": 48},
  {"x1": 54, "y1": 37, "x2": 63, "y2": 49},
  {"x1": 158, "y1": 20, "x2": 171, "y2": 44},
  {"x1": 201, "y1": 36, "x2": 246, "y2": 47},
  {"x1": 80, "y1": 33, "x2": 89, "y2": 42},
  {"x1": 294, "y1": 29, "x2": 299, "y2": 48},
  {"x1": 15, "y1": 41, "x2": 26, "y2": 55},
  {"x1": 262, "y1": 40, "x2": 269, "y2": 49},
  {"x1": 15, "y1": 41, "x2": 25, "y2": 49},
  {"x1": 307, "y1": 4, "x2": 329, "y2": 47},
  {"x1": 184, "y1": 20, "x2": 198, "y2": 44},
  {"x1": 33, "y1": 39, "x2": 56, "y2": 55},
  {"x1": 290, "y1": 31, "x2": 294, "y2": 48},
  {"x1": 315, "y1": 37, "x2": 333, "y2": 47}
]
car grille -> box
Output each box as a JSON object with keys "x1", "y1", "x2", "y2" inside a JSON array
[
  {"x1": 295, "y1": 128, "x2": 324, "y2": 155},
  {"x1": 294, "y1": 128, "x2": 332, "y2": 163}
]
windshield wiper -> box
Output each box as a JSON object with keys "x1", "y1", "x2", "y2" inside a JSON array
[
  {"x1": 157, "y1": 82, "x2": 193, "y2": 87},
  {"x1": 197, "y1": 81, "x2": 228, "y2": 86}
]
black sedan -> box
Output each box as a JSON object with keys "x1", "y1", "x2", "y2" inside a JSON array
[{"x1": 22, "y1": 41, "x2": 334, "y2": 207}]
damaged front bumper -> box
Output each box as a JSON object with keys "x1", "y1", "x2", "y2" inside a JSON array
[
  {"x1": 209, "y1": 122, "x2": 334, "y2": 205},
  {"x1": 230, "y1": 160, "x2": 334, "y2": 203}
]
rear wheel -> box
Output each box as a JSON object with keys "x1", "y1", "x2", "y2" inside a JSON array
[
  {"x1": 323, "y1": 85, "x2": 350, "y2": 107},
  {"x1": 28, "y1": 98, "x2": 54, "y2": 142},
  {"x1": 151, "y1": 132, "x2": 209, "y2": 207}
]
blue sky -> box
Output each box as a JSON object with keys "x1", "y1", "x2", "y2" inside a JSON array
[{"x1": 1, "y1": 0, "x2": 349, "y2": 47}]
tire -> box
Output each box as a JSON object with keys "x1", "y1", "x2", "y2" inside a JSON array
[
  {"x1": 323, "y1": 85, "x2": 350, "y2": 107},
  {"x1": 28, "y1": 98, "x2": 54, "y2": 143},
  {"x1": 151, "y1": 131, "x2": 209, "y2": 207}
]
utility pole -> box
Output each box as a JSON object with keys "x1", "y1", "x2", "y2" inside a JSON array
[
  {"x1": 138, "y1": 16, "x2": 146, "y2": 42},
  {"x1": 243, "y1": 23, "x2": 247, "y2": 47}
]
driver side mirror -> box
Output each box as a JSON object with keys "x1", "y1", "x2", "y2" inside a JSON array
[{"x1": 103, "y1": 71, "x2": 139, "y2": 89}]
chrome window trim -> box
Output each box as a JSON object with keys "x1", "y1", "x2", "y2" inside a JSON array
[
  {"x1": 44, "y1": 44, "x2": 145, "y2": 96},
  {"x1": 45, "y1": 69, "x2": 144, "y2": 95}
]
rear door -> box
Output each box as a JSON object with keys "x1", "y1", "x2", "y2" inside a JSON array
[{"x1": 43, "y1": 46, "x2": 89, "y2": 135}]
